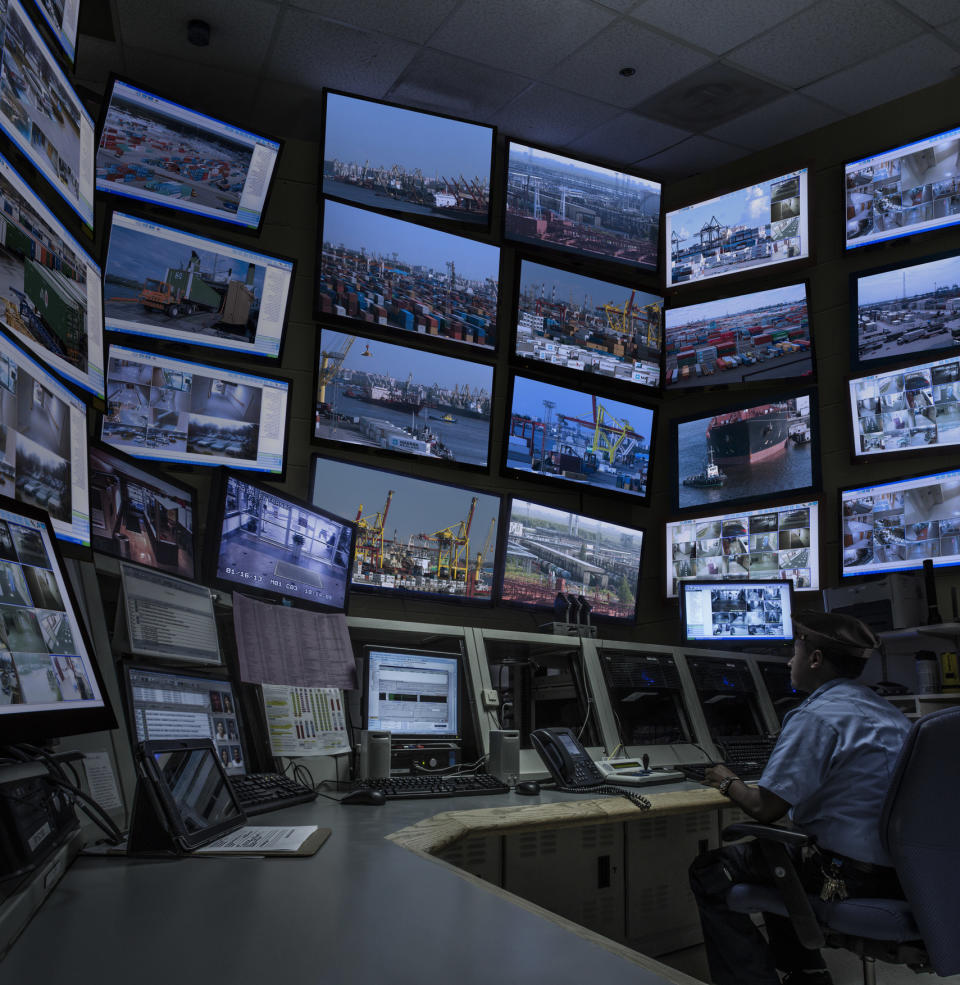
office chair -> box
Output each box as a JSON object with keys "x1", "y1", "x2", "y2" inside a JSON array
[{"x1": 721, "y1": 705, "x2": 960, "y2": 984}]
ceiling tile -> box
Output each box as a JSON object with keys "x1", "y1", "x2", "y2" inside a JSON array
[
  {"x1": 706, "y1": 92, "x2": 842, "y2": 150},
  {"x1": 74, "y1": 36, "x2": 122, "y2": 89},
  {"x1": 935, "y1": 15, "x2": 960, "y2": 47},
  {"x1": 566, "y1": 111, "x2": 691, "y2": 164},
  {"x1": 286, "y1": 0, "x2": 459, "y2": 44},
  {"x1": 493, "y1": 84, "x2": 622, "y2": 148},
  {"x1": 636, "y1": 134, "x2": 748, "y2": 178},
  {"x1": 896, "y1": 0, "x2": 960, "y2": 26},
  {"x1": 726, "y1": 0, "x2": 924, "y2": 89},
  {"x1": 593, "y1": 0, "x2": 639, "y2": 11}
]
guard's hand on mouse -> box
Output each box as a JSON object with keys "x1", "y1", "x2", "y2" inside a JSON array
[{"x1": 703, "y1": 763, "x2": 737, "y2": 789}]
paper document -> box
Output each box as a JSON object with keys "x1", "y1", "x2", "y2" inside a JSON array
[
  {"x1": 83, "y1": 751, "x2": 123, "y2": 811},
  {"x1": 195, "y1": 825, "x2": 326, "y2": 855},
  {"x1": 262, "y1": 685, "x2": 351, "y2": 756}
]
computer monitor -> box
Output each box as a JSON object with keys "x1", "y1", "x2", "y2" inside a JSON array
[
  {"x1": 680, "y1": 580, "x2": 794, "y2": 643},
  {"x1": 95, "y1": 78, "x2": 282, "y2": 231},
  {"x1": 103, "y1": 212, "x2": 294, "y2": 360},
  {"x1": 30, "y1": 0, "x2": 79, "y2": 64},
  {"x1": 0, "y1": 495, "x2": 116, "y2": 743},
  {"x1": 757, "y1": 659, "x2": 802, "y2": 724},
  {"x1": 685, "y1": 654, "x2": 768, "y2": 742},
  {"x1": 100, "y1": 344, "x2": 291, "y2": 476}
]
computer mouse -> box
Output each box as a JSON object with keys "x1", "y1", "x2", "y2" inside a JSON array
[
  {"x1": 515, "y1": 780, "x2": 541, "y2": 796},
  {"x1": 341, "y1": 788, "x2": 386, "y2": 806}
]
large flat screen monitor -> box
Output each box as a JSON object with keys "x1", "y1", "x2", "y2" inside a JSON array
[
  {"x1": 513, "y1": 258, "x2": 662, "y2": 389},
  {"x1": 0, "y1": 0, "x2": 94, "y2": 227},
  {"x1": 665, "y1": 498, "x2": 821, "y2": 598},
  {"x1": 316, "y1": 199, "x2": 499, "y2": 351},
  {"x1": 322, "y1": 90, "x2": 494, "y2": 229},
  {"x1": 95, "y1": 78, "x2": 282, "y2": 231},
  {"x1": 665, "y1": 282, "x2": 812, "y2": 390},
  {"x1": 310, "y1": 453, "x2": 501, "y2": 603},
  {"x1": 504, "y1": 141, "x2": 660, "y2": 271},
  {"x1": 104, "y1": 212, "x2": 294, "y2": 360},
  {"x1": 504, "y1": 373, "x2": 656, "y2": 503},
  {"x1": 101, "y1": 345, "x2": 290, "y2": 475},
  {"x1": 665, "y1": 168, "x2": 809, "y2": 289},
  {"x1": 31, "y1": 0, "x2": 79, "y2": 64},
  {"x1": 681, "y1": 579, "x2": 793, "y2": 642},
  {"x1": 313, "y1": 329, "x2": 493, "y2": 468}
]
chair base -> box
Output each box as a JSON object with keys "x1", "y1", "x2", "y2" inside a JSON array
[{"x1": 823, "y1": 931, "x2": 933, "y2": 977}]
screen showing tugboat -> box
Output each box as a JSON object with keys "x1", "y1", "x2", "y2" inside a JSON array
[
  {"x1": 313, "y1": 330, "x2": 493, "y2": 468},
  {"x1": 673, "y1": 391, "x2": 817, "y2": 512}
]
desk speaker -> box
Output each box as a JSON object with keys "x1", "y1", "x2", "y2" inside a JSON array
[
  {"x1": 488, "y1": 730, "x2": 519, "y2": 783},
  {"x1": 359, "y1": 730, "x2": 391, "y2": 779}
]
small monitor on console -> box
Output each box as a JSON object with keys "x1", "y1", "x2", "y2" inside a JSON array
[{"x1": 681, "y1": 580, "x2": 794, "y2": 643}]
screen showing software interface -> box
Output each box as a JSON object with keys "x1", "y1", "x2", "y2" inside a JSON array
[
  {"x1": 683, "y1": 581, "x2": 792, "y2": 641},
  {"x1": 31, "y1": 0, "x2": 80, "y2": 62},
  {"x1": 366, "y1": 650, "x2": 458, "y2": 736}
]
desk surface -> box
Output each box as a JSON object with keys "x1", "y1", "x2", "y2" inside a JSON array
[{"x1": 3, "y1": 784, "x2": 723, "y2": 985}]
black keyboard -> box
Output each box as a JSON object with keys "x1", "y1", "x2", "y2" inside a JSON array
[
  {"x1": 230, "y1": 772, "x2": 318, "y2": 816},
  {"x1": 357, "y1": 772, "x2": 510, "y2": 800}
]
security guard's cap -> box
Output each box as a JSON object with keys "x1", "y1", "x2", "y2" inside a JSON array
[{"x1": 792, "y1": 610, "x2": 879, "y2": 661}]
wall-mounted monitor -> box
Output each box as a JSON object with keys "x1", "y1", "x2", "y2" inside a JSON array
[
  {"x1": 310, "y1": 453, "x2": 501, "y2": 604},
  {"x1": 313, "y1": 329, "x2": 493, "y2": 468},
  {"x1": 665, "y1": 282, "x2": 812, "y2": 390},
  {"x1": 31, "y1": 0, "x2": 78, "y2": 64},
  {"x1": 316, "y1": 200, "x2": 499, "y2": 351},
  {"x1": 845, "y1": 125, "x2": 960, "y2": 250},
  {"x1": 0, "y1": 0, "x2": 95, "y2": 227},
  {"x1": 841, "y1": 467, "x2": 960, "y2": 575},
  {"x1": 504, "y1": 373, "x2": 655, "y2": 503},
  {"x1": 513, "y1": 258, "x2": 662, "y2": 389},
  {"x1": 672, "y1": 389, "x2": 818, "y2": 513},
  {"x1": 665, "y1": 168, "x2": 809, "y2": 289},
  {"x1": 665, "y1": 498, "x2": 821, "y2": 598},
  {"x1": 498, "y1": 498, "x2": 644, "y2": 623},
  {"x1": 95, "y1": 78, "x2": 282, "y2": 231},
  {"x1": 680, "y1": 579, "x2": 793, "y2": 642},
  {"x1": 100, "y1": 345, "x2": 290, "y2": 475},
  {"x1": 0, "y1": 150, "x2": 104, "y2": 397},
  {"x1": 322, "y1": 90, "x2": 494, "y2": 229},
  {"x1": 0, "y1": 328, "x2": 89, "y2": 551},
  {"x1": 104, "y1": 212, "x2": 294, "y2": 360},
  {"x1": 504, "y1": 141, "x2": 660, "y2": 271}
]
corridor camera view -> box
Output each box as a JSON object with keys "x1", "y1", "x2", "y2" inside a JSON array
[
  {"x1": 842, "y1": 468, "x2": 960, "y2": 575},
  {"x1": 514, "y1": 260, "x2": 662, "y2": 388},
  {"x1": 0, "y1": 150, "x2": 104, "y2": 397},
  {"x1": 322, "y1": 92, "x2": 493, "y2": 226},
  {"x1": 506, "y1": 375, "x2": 655, "y2": 501},
  {"x1": 845, "y1": 125, "x2": 960, "y2": 249},
  {"x1": 665, "y1": 169, "x2": 809, "y2": 288},
  {"x1": 95, "y1": 79, "x2": 281, "y2": 229},
  {"x1": 317, "y1": 200, "x2": 499, "y2": 350},
  {"x1": 681, "y1": 581, "x2": 793, "y2": 641},
  {"x1": 314, "y1": 330, "x2": 493, "y2": 467},
  {"x1": 665, "y1": 499, "x2": 820, "y2": 598},
  {"x1": 310, "y1": 455, "x2": 499, "y2": 602},
  {"x1": 0, "y1": 0, "x2": 94, "y2": 226},
  {"x1": 104, "y1": 212, "x2": 293, "y2": 359},
  {"x1": 505, "y1": 143, "x2": 660, "y2": 270},
  {"x1": 499, "y1": 499, "x2": 643, "y2": 622},
  {"x1": 665, "y1": 283, "x2": 811, "y2": 389}
]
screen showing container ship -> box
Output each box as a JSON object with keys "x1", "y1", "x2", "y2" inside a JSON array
[
  {"x1": 317, "y1": 200, "x2": 499, "y2": 351},
  {"x1": 498, "y1": 498, "x2": 643, "y2": 623},
  {"x1": 310, "y1": 454, "x2": 500, "y2": 604},
  {"x1": 665, "y1": 283, "x2": 811, "y2": 389},
  {"x1": 314, "y1": 330, "x2": 492, "y2": 468},
  {"x1": 322, "y1": 91, "x2": 493, "y2": 228},
  {"x1": 665, "y1": 168, "x2": 809, "y2": 288},
  {"x1": 514, "y1": 259, "x2": 662, "y2": 389},
  {"x1": 673, "y1": 391, "x2": 816, "y2": 512},
  {"x1": 504, "y1": 142, "x2": 660, "y2": 271},
  {"x1": 665, "y1": 499, "x2": 820, "y2": 598}
]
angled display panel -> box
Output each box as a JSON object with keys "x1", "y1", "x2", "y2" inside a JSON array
[
  {"x1": 514, "y1": 258, "x2": 662, "y2": 389},
  {"x1": 317, "y1": 200, "x2": 499, "y2": 351},
  {"x1": 665, "y1": 282, "x2": 811, "y2": 390},
  {"x1": 95, "y1": 79, "x2": 281, "y2": 231},
  {"x1": 322, "y1": 90, "x2": 493, "y2": 228},
  {"x1": 0, "y1": 0, "x2": 94, "y2": 226},
  {"x1": 31, "y1": 0, "x2": 79, "y2": 63},
  {"x1": 665, "y1": 168, "x2": 809, "y2": 289},
  {"x1": 681, "y1": 579, "x2": 793, "y2": 642},
  {"x1": 310, "y1": 453, "x2": 500, "y2": 604},
  {"x1": 314, "y1": 329, "x2": 493, "y2": 468},
  {"x1": 104, "y1": 212, "x2": 293, "y2": 359},
  {"x1": 504, "y1": 142, "x2": 660, "y2": 271},
  {"x1": 101, "y1": 345, "x2": 290, "y2": 475}
]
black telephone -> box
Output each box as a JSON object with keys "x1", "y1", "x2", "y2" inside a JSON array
[{"x1": 529, "y1": 727, "x2": 608, "y2": 789}]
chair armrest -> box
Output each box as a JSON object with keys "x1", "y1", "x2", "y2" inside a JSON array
[{"x1": 722, "y1": 823, "x2": 814, "y2": 847}]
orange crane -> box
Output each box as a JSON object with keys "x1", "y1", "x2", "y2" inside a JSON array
[
  {"x1": 432, "y1": 496, "x2": 477, "y2": 583},
  {"x1": 354, "y1": 490, "x2": 393, "y2": 572}
]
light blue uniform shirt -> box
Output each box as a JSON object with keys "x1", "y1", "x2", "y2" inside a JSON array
[{"x1": 758, "y1": 678, "x2": 911, "y2": 866}]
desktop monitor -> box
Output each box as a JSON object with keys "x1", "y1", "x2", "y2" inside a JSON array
[
  {"x1": 31, "y1": 0, "x2": 79, "y2": 64},
  {"x1": 513, "y1": 258, "x2": 662, "y2": 390},
  {"x1": 665, "y1": 167, "x2": 810, "y2": 289},
  {"x1": 757, "y1": 658, "x2": 802, "y2": 723},
  {"x1": 313, "y1": 329, "x2": 494, "y2": 469},
  {"x1": 504, "y1": 141, "x2": 660, "y2": 271},
  {"x1": 684, "y1": 654, "x2": 769, "y2": 742},
  {"x1": 95, "y1": 78, "x2": 282, "y2": 231},
  {"x1": 100, "y1": 344, "x2": 291, "y2": 476},
  {"x1": 103, "y1": 212, "x2": 294, "y2": 360},
  {"x1": 680, "y1": 580, "x2": 794, "y2": 643},
  {"x1": 0, "y1": 495, "x2": 116, "y2": 743},
  {"x1": 206, "y1": 470, "x2": 356, "y2": 613},
  {"x1": 321, "y1": 90, "x2": 494, "y2": 229}
]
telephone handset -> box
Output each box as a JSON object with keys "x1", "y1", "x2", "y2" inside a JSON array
[{"x1": 530, "y1": 727, "x2": 608, "y2": 789}]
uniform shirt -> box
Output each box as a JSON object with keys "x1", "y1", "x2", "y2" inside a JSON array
[{"x1": 757, "y1": 677, "x2": 911, "y2": 866}]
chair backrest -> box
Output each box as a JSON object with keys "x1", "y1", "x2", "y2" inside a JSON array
[{"x1": 880, "y1": 705, "x2": 960, "y2": 976}]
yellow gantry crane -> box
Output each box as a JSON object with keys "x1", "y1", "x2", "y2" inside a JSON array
[
  {"x1": 354, "y1": 490, "x2": 393, "y2": 571},
  {"x1": 316, "y1": 335, "x2": 357, "y2": 405},
  {"x1": 590, "y1": 395, "x2": 634, "y2": 465},
  {"x1": 432, "y1": 496, "x2": 477, "y2": 582}
]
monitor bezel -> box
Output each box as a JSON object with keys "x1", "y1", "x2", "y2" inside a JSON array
[
  {"x1": 28, "y1": 0, "x2": 80, "y2": 68},
  {"x1": 679, "y1": 578, "x2": 795, "y2": 644}
]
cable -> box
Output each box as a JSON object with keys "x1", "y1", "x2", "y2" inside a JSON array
[{"x1": 553, "y1": 781, "x2": 651, "y2": 811}]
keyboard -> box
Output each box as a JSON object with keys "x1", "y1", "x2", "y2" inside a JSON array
[
  {"x1": 230, "y1": 772, "x2": 318, "y2": 816},
  {"x1": 356, "y1": 772, "x2": 510, "y2": 800},
  {"x1": 678, "y1": 736, "x2": 778, "y2": 783}
]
